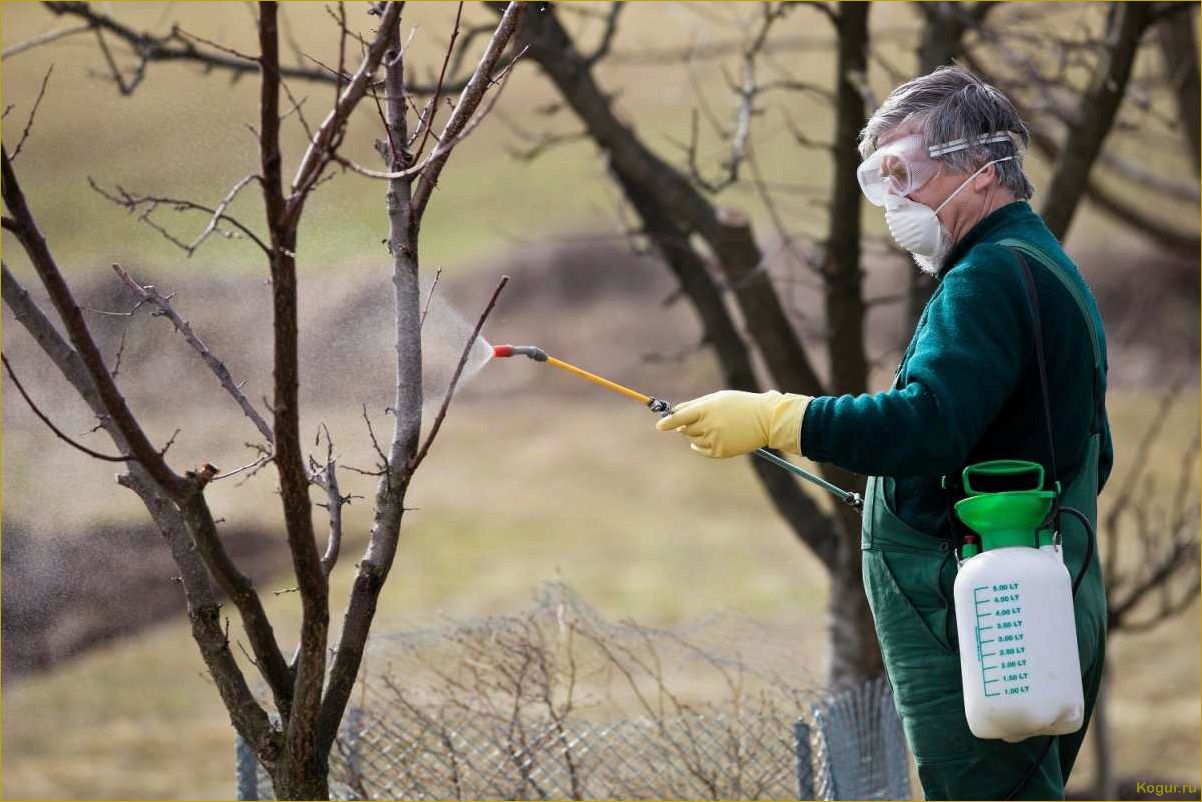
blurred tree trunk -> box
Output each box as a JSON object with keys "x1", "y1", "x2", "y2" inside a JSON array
[
  {"x1": 905, "y1": 3, "x2": 994, "y2": 329},
  {"x1": 1157, "y1": 5, "x2": 1201, "y2": 172},
  {"x1": 1040, "y1": 2, "x2": 1153, "y2": 240},
  {"x1": 823, "y1": 1, "x2": 883, "y2": 685},
  {"x1": 1091, "y1": 671, "x2": 1117, "y2": 799}
]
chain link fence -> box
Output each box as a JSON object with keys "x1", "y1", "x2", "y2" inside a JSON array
[{"x1": 235, "y1": 584, "x2": 911, "y2": 800}]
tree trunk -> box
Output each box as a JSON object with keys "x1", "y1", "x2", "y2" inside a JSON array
[
  {"x1": 1157, "y1": 5, "x2": 1201, "y2": 172},
  {"x1": 1040, "y1": 2, "x2": 1152, "y2": 240},
  {"x1": 822, "y1": 3, "x2": 882, "y2": 689},
  {"x1": 828, "y1": 538, "x2": 885, "y2": 685},
  {"x1": 906, "y1": 4, "x2": 960, "y2": 331},
  {"x1": 1091, "y1": 662, "x2": 1117, "y2": 799},
  {"x1": 272, "y1": 757, "x2": 331, "y2": 801}
]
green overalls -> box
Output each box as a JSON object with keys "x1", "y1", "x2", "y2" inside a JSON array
[{"x1": 861, "y1": 241, "x2": 1108, "y2": 800}]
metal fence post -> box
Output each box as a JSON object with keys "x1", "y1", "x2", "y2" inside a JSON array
[
  {"x1": 794, "y1": 718, "x2": 814, "y2": 800},
  {"x1": 234, "y1": 733, "x2": 260, "y2": 801}
]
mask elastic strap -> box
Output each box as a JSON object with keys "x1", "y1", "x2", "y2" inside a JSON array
[{"x1": 933, "y1": 156, "x2": 1013, "y2": 215}]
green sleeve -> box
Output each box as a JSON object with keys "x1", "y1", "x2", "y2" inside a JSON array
[{"x1": 801, "y1": 245, "x2": 1033, "y2": 477}]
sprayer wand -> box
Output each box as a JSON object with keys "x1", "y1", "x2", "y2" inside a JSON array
[{"x1": 493, "y1": 344, "x2": 863, "y2": 513}]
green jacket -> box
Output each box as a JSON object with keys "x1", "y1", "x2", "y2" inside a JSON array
[{"x1": 802, "y1": 200, "x2": 1113, "y2": 537}]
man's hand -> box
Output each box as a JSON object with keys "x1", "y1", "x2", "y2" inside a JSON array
[{"x1": 655, "y1": 390, "x2": 811, "y2": 458}]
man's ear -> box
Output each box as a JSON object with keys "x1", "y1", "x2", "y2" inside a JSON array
[{"x1": 972, "y1": 162, "x2": 997, "y2": 191}]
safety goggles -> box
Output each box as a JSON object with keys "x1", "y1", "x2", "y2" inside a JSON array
[{"x1": 857, "y1": 132, "x2": 1014, "y2": 207}]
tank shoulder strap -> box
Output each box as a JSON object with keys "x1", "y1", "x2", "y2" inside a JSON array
[{"x1": 996, "y1": 238, "x2": 1103, "y2": 373}]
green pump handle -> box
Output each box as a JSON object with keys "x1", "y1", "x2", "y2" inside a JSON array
[{"x1": 961, "y1": 459, "x2": 1045, "y2": 496}]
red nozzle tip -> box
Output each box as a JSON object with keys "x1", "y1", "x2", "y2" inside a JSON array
[{"x1": 493, "y1": 344, "x2": 514, "y2": 358}]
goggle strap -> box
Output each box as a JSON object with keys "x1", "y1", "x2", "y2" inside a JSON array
[{"x1": 927, "y1": 132, "x2": 1015, "y2": 157}]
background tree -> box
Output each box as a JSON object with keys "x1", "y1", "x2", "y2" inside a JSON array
[{"x1": 2, "y1": 2, "x2": 524, "y2": 797}]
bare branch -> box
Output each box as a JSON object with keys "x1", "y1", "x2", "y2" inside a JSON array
[
  {"x1": 111, "y1": 263, "x2": 274, "y2": 444},
  {"x1": 2, "y1": 353, "x2": 132, "y2": 462},
  {"x1": 88, "y1": 177, "x2": 272, "y2": 256},
  {"x1": 38, "y1": 1, "x2": 460, "y2": 96},
  {"x1": 584, "y1": 2, "x2": 625, "y2": 66},
  {"x1": 92, "y1": 26, "x2": 149, "y2": 95},
  {"x1": 411, "y1": 275, "x2": 509, "y2": 471},
  {"x1": 10, "y1": 65, "x2": 55, "y2": 163},
  {"x1": 493, "y1": 110, "x2": 588, "y2": 162},
  {"x1": 3, "y1": 145, "x2": 188, "y2": 495},
  {"x1": 1, "y1": 260, "x2": 284, "y2": 763},
  {"x1": 284, "y1": 3, "x2": 403, "y2": 215},
  {"x1": 334, "y1": 2, "x2": 348, "y2": 110},
  {"x1": 308, "y1": 425, "x2": 344, "y2": 577},
  {"x1": 963, "y1": 47, "x2": 1201, "y2": 255},
  {"x1": 1097, "y1": 149, "x2": 1200, "y2": 202},
  {"x1": 413, "y1": 2, "x2": 465, "y2": 164},
  {"x1": 213, "y1": 452, "x2": 275, "y2": 482},
  {"x1": 338, "y1": 43, "x2": 529, "y2": 184},
  {"x1": 799, "y1": 1, "x2": 839, "y2": 26},
  {"x1": 1, "y1": 22, "x2": 90, "y2": 58},
  {"x1": 411, "y1": 2, "x2": 527, "y2": 218},
  {"x1": 361, "y1": 403, "x2": 390, "y2": 472},
  {"x1": 173, "y1": 24, "x2": 258, "y2": 62},
  {"x1": 420, "y1": 267, "x2": 443, "y2": 330}
]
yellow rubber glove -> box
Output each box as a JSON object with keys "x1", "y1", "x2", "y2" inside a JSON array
[{"x1": 655, "y1": 390, "x2": 811, "y2": 458}]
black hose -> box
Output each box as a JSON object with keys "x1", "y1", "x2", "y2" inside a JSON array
[
  {"x1": 1060, "y1": 506, "x2": 1095, "y2": 596},
  {"x1": 1003, "y1": 506, "x2": 1095, "y2": 800}
]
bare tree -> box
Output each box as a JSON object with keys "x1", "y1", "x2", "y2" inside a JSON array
[{"x1": 2, "y1": 2, "x2": 524, "y2": 797}]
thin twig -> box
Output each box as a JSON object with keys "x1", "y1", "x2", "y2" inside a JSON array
[
  {"x1": 88, "y1": 178, "x2": 271, "y2": 256},
  {"x1": 93, "y1": 27, "x2": 146, "y2": 95},
  {"x1": 173, "y1": 24, "x2": 258, "y2": 62},
  {"x1": 337, "y1": 44, "x2": 528, "y2": 182},
  {"x1": 362, "y1": 403, "x2": 389, "y2": 471},
  {"x1": 420, "y1": 268, "x2": 443, "y2": 330},
  {"x1": 112, "y1": 263, "x2": 274, "y2": 444},
  {"x1": 2, "y1": 353, "x2": 132, "y2": 462},
  {"x1": 334, "y1": 2, "x2": 348, "y2": 107},
  {"x1": 11, "y1": 65, "x2": 55, "y2": 162},
  {"x1": 414, "y1": 2, "x2": 464, "y2": 163},
  {"x1": 213, "y1": 453, "x2": 275, "y2": 482},
  {"x1": 187, "y1": 174, "x2": 263, "y2": 254},
  {"x1": 410, "y1": 275, "x2": 508, "y2": 471}
]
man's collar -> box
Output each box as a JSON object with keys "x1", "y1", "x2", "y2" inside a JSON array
[{"x1": 938, "y1": 200, "x2": 1033, "y2": 279}]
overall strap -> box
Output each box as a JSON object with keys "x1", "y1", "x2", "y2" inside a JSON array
[
  {"x1": 1012, "y1": 252, "x2": 1059, "y2": 494},
  {"x1": 996, "y1": 238, "x2": 1106, "y2": 434}
]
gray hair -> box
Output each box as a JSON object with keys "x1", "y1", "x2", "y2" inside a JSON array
[{"x1": 859, "y1": 66, "x2": 1034, "y2": 200}]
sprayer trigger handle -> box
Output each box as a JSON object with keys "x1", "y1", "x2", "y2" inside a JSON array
[{"x1": 648, "y1": 397, "x2": 672, "y2": 416}]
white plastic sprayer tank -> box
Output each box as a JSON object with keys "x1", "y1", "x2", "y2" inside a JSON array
[
  {"x1": 954, "y1": 543, "x2": 1084, "y2": 741},
  {"x1": 951, "y1": 461, "x2": 1085, "y2": 742}
]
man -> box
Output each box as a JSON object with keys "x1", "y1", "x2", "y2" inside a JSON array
[{"x1": 657, "y1": 66, "x2": 1111, "y2": 800}]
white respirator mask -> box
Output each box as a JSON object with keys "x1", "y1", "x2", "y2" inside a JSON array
[{"x1": 858, "y1": 133, "x2": 1016, "y2": 259}]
